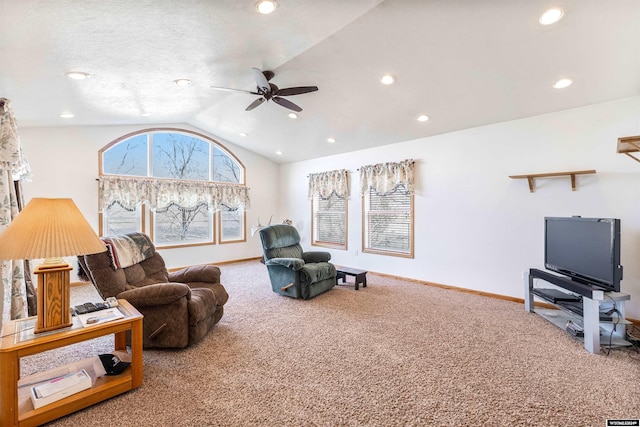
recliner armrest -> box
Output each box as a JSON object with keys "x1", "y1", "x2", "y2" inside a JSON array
[
  {"x1": 302, "y1": 251, "x2": 332, "y2": 263},
  {"x1": 118, "y1": 283, "x2": 191, "y2": 307},
  {"x1": 168, "y1": 264, "x2": 221, "y2": 284},
  {"x1": 266, "y1": 257, "x2": 305, "y2": 271}
]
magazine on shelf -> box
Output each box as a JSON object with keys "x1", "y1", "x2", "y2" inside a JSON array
[
  {"x1": 30, "y1": 369, "x2": 92, "y2": 409},
  {"x1": 77, "y1": 308, "x2": 124, "y2": 327}
]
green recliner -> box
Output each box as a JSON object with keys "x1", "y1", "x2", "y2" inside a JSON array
[{"x1": 259, "y1": 224, "x2": 336, "y2": 299}]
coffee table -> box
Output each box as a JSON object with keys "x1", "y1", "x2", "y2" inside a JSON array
[{"x1": 335, "y1": 267, "x2": 368, "y2": 290}]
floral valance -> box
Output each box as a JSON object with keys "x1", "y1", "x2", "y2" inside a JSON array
[
  {"x1": 359, "y1": 159, "x2": 414, "y2": 195},
  {"x1": 98, "y1": 175, "x2": 251, "y2": 212},
  {"x1": 308, "y1": 169, "x2": 350, "y2": 198}
]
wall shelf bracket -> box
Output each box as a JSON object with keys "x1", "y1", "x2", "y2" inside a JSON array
[
  {"x1": 617, "y1": 135, "x2": 640, "y2": 163},
  {"x1": 508, "y1": 170, "x2": 596, "y2": 193}
]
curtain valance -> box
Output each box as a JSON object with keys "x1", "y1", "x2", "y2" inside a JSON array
[
  {"x1": 308, "y1": 169, "x2": 350, "y2": 198},
  {"x1": 359, "y1": 159, "x2": 414, "y2": 195},
  {"x1": 98, "y1": 175, "x2": 251, "y2": 212}
]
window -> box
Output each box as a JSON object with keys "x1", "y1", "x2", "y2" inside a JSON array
[
  {"x1": 312, "y1": 192, "x2": 347, "y2": 249},
  {"x1": 101, "y1": 200, "x2": 144, "y2": 236},
  {"x1": 153, "y1": 202, "x2": 212, "y2": 246},
  {"x1": 99, "y1": 128, "x2": 247, "y2": 247},
  {"x1": 363, "y1": 184, "x2": 413, "y2": 257},
  {"x1": 359, "y1": 159, "x2": 415, "y2": 258},
  {"x1": 219, "y1": 205, "x2": 245, "y2": 243}
]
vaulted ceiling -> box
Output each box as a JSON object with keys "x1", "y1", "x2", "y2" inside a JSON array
[{"x1": 1, "y1": 0, "x2": 639, "y2": 163}]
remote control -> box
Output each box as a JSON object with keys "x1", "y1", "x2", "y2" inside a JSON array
[{"x1": 74, "y1": 305, "x2": 88, "y2": 315}]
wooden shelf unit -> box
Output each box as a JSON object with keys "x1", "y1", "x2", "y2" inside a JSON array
[
  {"x1": 509, "y1": 169, "x2": 596, "y2": 193},
  {"x1": 0, "y1": 300, "x2": 143, "y2": 427},
  {"x1": 617, "y1": 135, "x2": 640, "y2": 163}
]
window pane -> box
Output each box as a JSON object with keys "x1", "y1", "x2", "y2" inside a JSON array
[
  {"x1": 152, "y1": 133, "x2": 210, "y2": 180},
  {"x1": 102, "y1": 135, "x2": 148, "y2": 176},
  {"x1": 363, "y1": 184, "x2": 413, "y2": 257},
  {"x1": 313, "y1": 192, "x2": 347, "y2": 248},
  {"x1": 220, "y1": 205, "x2": 244, "y2": 242},
  {"x1": 213, "y1": 146, "x2": 242, "y2": 183},
  {"x1": 103, "y1": 201, "x2": 141, "y2": 236},
  {"x1": 154, "y1": 202, "x2": 212, "y2": 245}
]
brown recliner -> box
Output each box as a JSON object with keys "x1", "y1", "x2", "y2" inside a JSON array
[{"x1": 78, "y1": 234, "x2": 228, "y2": 349}]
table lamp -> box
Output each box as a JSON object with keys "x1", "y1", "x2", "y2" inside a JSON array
[{"x1": 0, "y1": 198, "x2": 106, "y2": 333}]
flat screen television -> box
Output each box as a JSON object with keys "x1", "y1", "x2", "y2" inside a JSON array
[{"x1": 544, "y1": 216, "x2": 622, "y2": 292}]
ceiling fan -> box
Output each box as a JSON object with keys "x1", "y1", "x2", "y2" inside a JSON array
[{"x1": 211, "y1": 68, "x2": 318, "y2": 112}]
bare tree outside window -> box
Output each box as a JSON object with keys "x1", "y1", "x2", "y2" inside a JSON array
[
  {"x1": 152, "y1": 133, "x2": 209, "y2": 180},
  {"x1": 103, "y1": 134, "x2": 148, "y2": 176},
  {"x1": 151, "y1": 134, "x2": 211, "y2": 243},
  {"x1": 154, "y1": 202, "x2": 211, "y2": 244},
  {"x1": 214, "y1": 146, "x2": 241, "y2": 183}
]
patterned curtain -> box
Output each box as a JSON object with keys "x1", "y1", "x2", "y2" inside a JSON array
[
  {"x1": 359, "y1": 159, "x2": 415, "y2": 195},
  {"x1": 0, "y1": 98, "x2": 34, "y2": 326},
  {"x1": 98, "y1": 175, "x2": 251, "y2": 212},
  {"x1": 308, "y1": 169, "x2": 350, "y2": 198}
]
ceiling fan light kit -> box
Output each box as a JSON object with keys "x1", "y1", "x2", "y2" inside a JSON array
[{"x1": 211, "y1": 67, "x2": 318, "y2": 112}]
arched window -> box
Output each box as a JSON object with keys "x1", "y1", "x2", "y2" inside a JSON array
[{"x1": 99, "y1": 128, "x2": 248, "y2": 248}]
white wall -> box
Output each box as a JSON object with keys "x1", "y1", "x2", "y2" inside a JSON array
[
  {"x1": 18, "y1": 123, "x2": 277, "y2": 271},
  {"x1": 279, "y1": 96, "x2": 640, "y2": 319}
]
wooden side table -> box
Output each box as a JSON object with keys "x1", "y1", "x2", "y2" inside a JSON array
[{"x1": 0, "y1": 299, "x2": 143, "y2": 427}]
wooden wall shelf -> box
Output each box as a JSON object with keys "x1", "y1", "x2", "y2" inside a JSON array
[
  {"x1": 617, "y1": 135, "x2": 640, "y2": 163},
  {"x1": 509, "y1": 170, "x2": 596, "y2": 193}
]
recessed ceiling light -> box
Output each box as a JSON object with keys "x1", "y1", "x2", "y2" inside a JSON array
[
  {"x1": 288, "y1": 113, "x2": 298, "y2": 119},
  {"x1": 140, "y1": 112, "x2": 151, "y2": 117},
  {"x1": 553, "y1": 78, "x2": 573, "y2": 89},
  {"x1": 539, "y1": 8, "x2": 564, "y2": 25},
  {"x1": 276, "y1": 151, "x2": 283, "y2": 155},
  {"x1": 240, "y1": 132, "x2": 248, "y2": 137},
  {"x1": 256, "y1": 0, "x2": 277, "y2": 14},
  {"x1": 327, "y1": 137, "x2": 336, "y2": 143},
  {"x1": 380, "y1": 74, "x2": 396, "y2": 85},
  {"x1": 59, "y1": 112, "x2": 75, "y2": 118},
  {"x1": 174, "y1": 79, "x2": 191, "y2": 86},
  {"x1": 417, "y1": 115, "x2": 429, "y2": 122},
  {"x1": 65, "y1": 71, "x2": 90, "y2": 80}
]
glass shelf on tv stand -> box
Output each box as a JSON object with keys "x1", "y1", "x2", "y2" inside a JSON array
[
  {"x1": 524, "y1": 270, "x2": 632, "y2": 354},
  {"x1": 533, "y1": 307, "x2": 632, "y2": 348}
]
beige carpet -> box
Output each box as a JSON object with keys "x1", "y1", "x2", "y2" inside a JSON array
[{"x1": 22, "y1": 260, "x2": 639, "y2": 426}]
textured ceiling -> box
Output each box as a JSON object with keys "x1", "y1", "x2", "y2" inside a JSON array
[{"x1": 1, "y1": 0, "x2": 639, "y2": 163}]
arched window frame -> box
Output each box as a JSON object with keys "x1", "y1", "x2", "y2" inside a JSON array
[{"x1": 98, "y1": 128, "x2": 247, "y2": 248}]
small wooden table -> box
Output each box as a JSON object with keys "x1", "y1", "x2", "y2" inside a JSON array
[
  {"x1": 0, "y1": 299, "x2": 143, "y2": 427},
  {"x1": 336, "y1": 267, "x2": 368, "y2": 290}
]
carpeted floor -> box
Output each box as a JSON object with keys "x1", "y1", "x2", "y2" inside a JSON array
[{"x1": 21, "y1": 260, "x2": 640, "y2": 426}]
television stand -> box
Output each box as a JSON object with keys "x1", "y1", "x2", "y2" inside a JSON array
[{"x1": 524, "y1": 268, "x2": 631, "y2": 354}]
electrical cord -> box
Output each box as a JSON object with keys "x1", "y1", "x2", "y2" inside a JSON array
[{"x1": 602, "y1": 295, "x2": 620, "y2": 356}]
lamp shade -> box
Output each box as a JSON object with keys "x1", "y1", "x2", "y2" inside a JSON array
[{"x1": 0, "y1": 198, "x2": 106, "y2": 260}]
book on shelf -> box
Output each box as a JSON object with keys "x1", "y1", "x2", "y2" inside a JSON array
[{"x1": 30, "y1": 369, "x2": 92, "y2": 409}]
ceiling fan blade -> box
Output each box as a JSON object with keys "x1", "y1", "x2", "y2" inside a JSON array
[
  {"x1": 211, "y1": 86, "x2": 260, "y2": 95},
  {"x1": 274, "y1": 86, "x2": 318, "y2": 97},
  {"x1": 245, "y1": 97, "x2": 266, "y2": 111},
  {"x1": 272, "y1": 96, "x2": 302, "y2": 112},
  {"x1": 252, "y1": 68, "x2": 271, "y2": 93}
]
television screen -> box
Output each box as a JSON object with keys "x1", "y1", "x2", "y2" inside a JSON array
[{"x1": 544, "y1": 216, "x2": 622, "y2": 292}]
